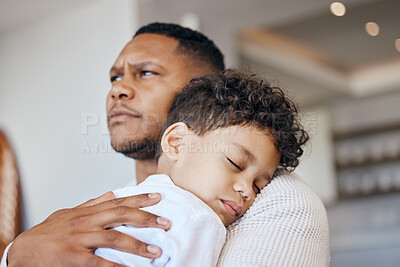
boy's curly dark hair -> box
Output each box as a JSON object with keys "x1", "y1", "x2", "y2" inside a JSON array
[
  {"x1": 134, "y1": 22, "x2": 224, "y2": 71},
  {"x1": 157, "y1": 69, "x2": 309, "y2": 171}
]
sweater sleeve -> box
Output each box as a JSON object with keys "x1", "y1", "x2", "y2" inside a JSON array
[{"x1": 217, "y1": 170, "x2": 330, "y2": 267}]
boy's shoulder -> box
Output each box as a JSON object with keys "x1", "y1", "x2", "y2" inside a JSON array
[{"x1": 115, "y1": 174, "x2": 224, "y2": 229}]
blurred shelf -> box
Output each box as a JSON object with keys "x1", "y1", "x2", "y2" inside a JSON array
[
  {"x1": 336, "y1": 156, "x2": 400, "y2": 171},
  {"x1": 334, "y1": 122, "x2": 400, "y2": 140},
  {"x1": 334, "y1": 122, "x2": 400, "y2": 200}
]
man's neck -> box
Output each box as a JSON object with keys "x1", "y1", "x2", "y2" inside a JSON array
[{"x1": 135, "y1": 159, "x2": 158, "y2": 184}]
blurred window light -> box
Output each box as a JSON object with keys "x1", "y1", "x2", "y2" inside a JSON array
[
  {"x1": 365, "y1": 22, "x2": 380, "y2": 36},
  {"x1": 330, "y1": 2, "x2": 346, "y2": 17},
  {"x1": 395, "y1": 39, "x2": 400, "y2": 52}
]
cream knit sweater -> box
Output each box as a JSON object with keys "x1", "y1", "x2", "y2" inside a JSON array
[{"x1": 217, "y1": 170, "x2": 330, "y2": 267}]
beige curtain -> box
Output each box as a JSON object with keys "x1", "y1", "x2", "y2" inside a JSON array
[{"x1": 0, "y1": 130, "x2": 21, "y2": 257}]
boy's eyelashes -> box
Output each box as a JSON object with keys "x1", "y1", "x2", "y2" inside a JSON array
[
  {"x1": 226, "y1": 157, "x2": 242, "y2": 171},
  {"x1": 253, "y1": 183, "x2": 261, "y2": 194},
  {"x1": 227, "y1": 157, "x2": 261, "y2": 194}
]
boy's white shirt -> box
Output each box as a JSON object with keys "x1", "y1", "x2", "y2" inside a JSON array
[
  {"x1": 95, "y1": 174, "x2": 226, "y2": 267},
  {"x1": 1, "y1": 170, "x2": 330, "y2": 267}
]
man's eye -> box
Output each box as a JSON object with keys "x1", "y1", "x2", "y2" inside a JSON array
[
  {"x1": 111, "y1": 76, "x2": 122, "y2": 82},
  {"x1": 139, "y1": 70, "x2": 155, "y2": 76},
  {"x1": 227, "y1": 157, "x2": 242, "y2": 171}
]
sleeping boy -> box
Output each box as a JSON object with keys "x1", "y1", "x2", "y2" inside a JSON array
[{"x1": 95, "y1": 69, "x2": 309, "y2": 266}]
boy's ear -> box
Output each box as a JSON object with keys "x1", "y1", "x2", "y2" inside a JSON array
[{"x1": 160, "y1": 122, "x2": 190, "y2": 161}]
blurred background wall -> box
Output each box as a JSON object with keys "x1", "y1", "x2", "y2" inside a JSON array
[
  {"x1": 1, "y1": 0, "x2": 399, "y2": 266},
  {"x1": 0, "y1": 0, "x2": 137, "y2": 229}
]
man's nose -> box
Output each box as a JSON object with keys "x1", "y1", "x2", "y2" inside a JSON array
[{"x1": 110, "y1": 77, "x2": 135, "y2": 100}]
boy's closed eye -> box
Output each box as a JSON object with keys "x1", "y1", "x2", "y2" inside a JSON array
[
  {"x1": 253, "y1": 183, "x2": 261, "y2": 194},
  {"x1": 226, "y1": 157, "x2": 261, "y2": 194},
  {"x1": 226, "y1": 157, "x2": 242, "y2": 171}
]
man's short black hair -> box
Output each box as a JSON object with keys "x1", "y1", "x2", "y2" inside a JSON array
[
  {"x1": 157, "y1": 69, "x2": 309, "y2": 172},
  {"x1": 134, "y1": 22, "x2": 225, "y2": 71}
]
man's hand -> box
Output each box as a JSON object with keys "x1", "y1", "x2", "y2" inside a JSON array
[{"x1": 7, "y1": 192, "x2": 170, "y2": 267}]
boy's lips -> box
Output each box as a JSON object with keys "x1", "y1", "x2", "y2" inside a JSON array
[{"x1": 221, "y1": 200, "x2": 242, "y2": 217}]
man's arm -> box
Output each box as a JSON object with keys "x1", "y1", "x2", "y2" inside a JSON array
[{"x1": 3, "y1": 192, "x2": 171, "y2": 267}]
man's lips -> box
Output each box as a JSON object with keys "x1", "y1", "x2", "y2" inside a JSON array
[
  {"x1": 221, "y1": 200, "x2": 242, "y2": 217},
  {"x1": 108, "y1": 108, "x2": 141, "y2": 123}
]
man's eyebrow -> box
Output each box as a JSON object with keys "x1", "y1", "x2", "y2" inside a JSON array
[{"x1": 110, "y1": 61, "x2": 166, "y2": 73}]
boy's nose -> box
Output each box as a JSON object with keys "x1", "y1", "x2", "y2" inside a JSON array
[{"x1": 233, "y1": 180, "x2": 252, "y2": 201}]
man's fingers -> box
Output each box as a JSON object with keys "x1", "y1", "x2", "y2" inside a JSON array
[
  {"x1": 66, "y1": 193, "x2": 170, "y2": 231},
  {"x1": 77, "y1": 193, "x2": 162, "y2": 216},
  {"x1": 77, "y1": 191, "x2": 116, "y2": 208},
  {"x1": 86, "y1": 206, "x2": 171, "y2": 230},
  {"x1": 79, "y1": 230, "x2": 162, "y2": 259},
  {"x1": 73, "y1": 193, "x2": 161, "y2": 218},
  {"x1": 115, "y1": 193, "x2": 163, "y2": 209}
]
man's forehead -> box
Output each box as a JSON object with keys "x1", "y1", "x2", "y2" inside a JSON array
[
  {"x1": 112, "y1": 34, "x2": 183, "y2": 67},
  {"x1": 121, "y1": 33, "x2": 180, "y2": 55}
]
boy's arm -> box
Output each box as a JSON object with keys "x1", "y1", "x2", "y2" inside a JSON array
[
  {"x1": 217, "y1": 170, "x2": 330, "y2": 267},
  {"x1": 2, "y1": 192, "x2": 171, "y2": 267}
]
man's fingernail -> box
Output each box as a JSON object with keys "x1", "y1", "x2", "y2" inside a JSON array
[
  {"x1": 157, "y1": 217, "x2": 169, "y2": 226},
  {"x1": 148, "y1": 193, "x2": 159, "y2": 199},
  {"x1": 147, "y1": 245, "x2": 161, "y2": 254}
]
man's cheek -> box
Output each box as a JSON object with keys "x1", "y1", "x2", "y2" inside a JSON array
[{"x1": 145, "y1": 112, "x2": 167, "y2": 133}]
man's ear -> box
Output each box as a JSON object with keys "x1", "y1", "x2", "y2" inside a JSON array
[{"x1": 160, "y1": 122, "x2": 190, "y2": 161}]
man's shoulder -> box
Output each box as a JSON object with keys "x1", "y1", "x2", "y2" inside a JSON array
[
  {"x1": 263, "y1": 169, "x2": 322, "y2": 201},
  {"x1": 242, "y1": 169, "x2": 327, "y2": 220},
  {"x1": 219, "y1": 170, "x2": 330, "y2": 267}
]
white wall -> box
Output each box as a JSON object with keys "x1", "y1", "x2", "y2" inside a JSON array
[
  {"x1": 295, "y1": 106, "x2": 337, "y2": 204},
  {"x1": 0, "y1": 0, "x2": 139, "y2": 229}
]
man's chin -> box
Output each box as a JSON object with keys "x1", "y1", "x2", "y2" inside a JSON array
[{"x1": 111, "y1": 139, "x2": 157, "y2": 160}]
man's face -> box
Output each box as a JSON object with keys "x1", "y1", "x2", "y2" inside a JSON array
[
  {"x1": 107, "y1": 33, "x2": 210, "y2": 159},
  {"x1": 170, "y1": 125, "x2": 281, "y2": 226}
]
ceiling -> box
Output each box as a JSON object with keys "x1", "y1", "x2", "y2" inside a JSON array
[
  {"x1": 0, "y1": 0, "x2": 88, "y2": 33},
  {"x1": 271, "y1": 0, "x2": 400, "y2": 69},
  {"x1": 1, "y1": 0, "x2": 398, "y2": 106},
  {"x1": 237, "y1": 0, "x2": 400, "y2": 105}
]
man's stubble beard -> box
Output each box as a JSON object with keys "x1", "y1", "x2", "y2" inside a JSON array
[
  {"x1": 110, "y1": 128, "x2": 162, "y2": 160},
  {"x1": 111, "y1": 138, "x2": 158, "y2": 160}
]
